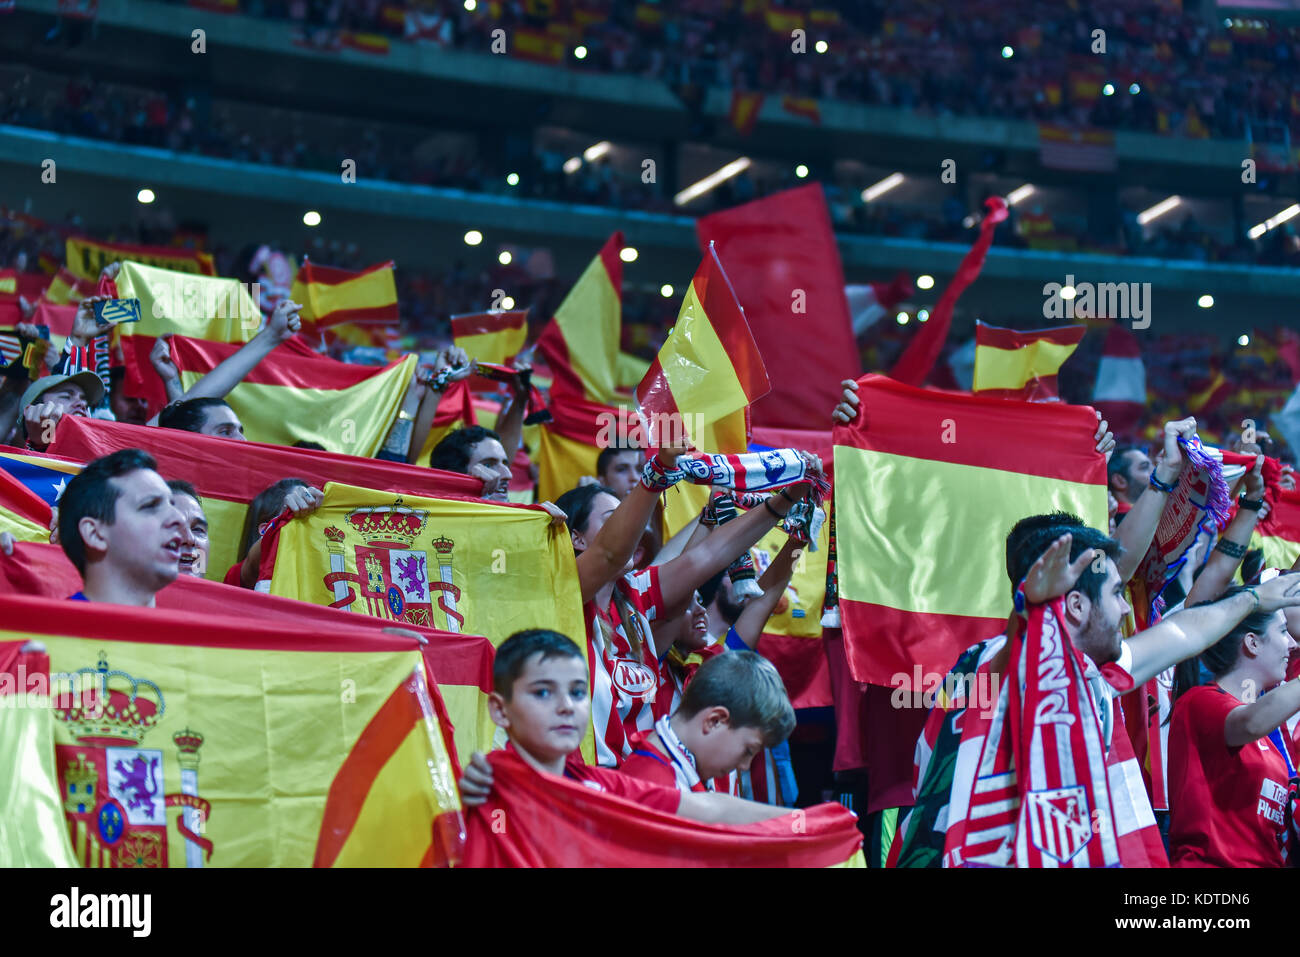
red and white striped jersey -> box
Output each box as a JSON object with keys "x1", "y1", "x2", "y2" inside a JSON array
[{"x1": 587, "y1": 566, "x2": 666, "y2": 768}]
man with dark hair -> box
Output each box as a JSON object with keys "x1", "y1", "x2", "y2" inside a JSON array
[
  {"x1": 19, "y1": 373, "x2": 104, "y2": 452},
  {"x1": 166, "y1": 478, "x2": 209, "y2": 578},
  {"x1": 595, "y1": 446, "x2": 642, "y2": 499},
  {"x1": 1108, "y1": 443, "x2": 1153, "y2": 510},
  {"x1": 57, "y1": 448, "x2": 186, "y2": 605},
  {"x1": 158, "y1": 396, "x2": 246, "y2": 440},
  {"x1": 108, "y1": 367, "x2": 149, "y2": 427},
  {"x1": 429, "y1": 425, "x2": 510, "y2": 501}
]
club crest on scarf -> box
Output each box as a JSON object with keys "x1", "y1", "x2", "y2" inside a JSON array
[
  {"x1": 1024, "y1": 785, "x2": 1093, "y2": 864},
  {"x1": 51, "y1": 652, "x2": 213, "y2": 868},
  {"x1": 320, "y1": 498, "x2": 464, "y2": 631}
]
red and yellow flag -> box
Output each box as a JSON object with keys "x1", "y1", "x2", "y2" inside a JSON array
[
  {"x1": 1, "y1": 593, "x2": 463, "y2": 867},
  {"x1": 65, "y1": 237, "x2": 215, "y2": 281},
  {"x1": 1254, "y1": 487, "x2": 1300, "y2": 572},
  {"x1": 291, "y1": 260, "x2": 399, "y2": 330},
  {"x1": 972, "y1": 320, "x2": 1085, "y2": 400},
  {"x1": 636, "y1": 242, "x2": 768, "y2": 449},
  {"x1": 832, "y1": 375, "x2": 1108, "y2": 685},
  {"x1": 781, "y1": 95, "x2": 821, "y2": 125},
  {"x1": 513, "y1": 26, "x2": 565, "y2": 63},
  {"x1": 728, "y1": 90, "x2": 765, "y2": 136},
  {"x1": 452, "y1": 310, "x2": 528, "y2": 366},
  {"x1": 41, "y1": 267, "x2": 93, "y2": 305}
]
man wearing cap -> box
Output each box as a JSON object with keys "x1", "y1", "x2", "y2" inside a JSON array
[{"x1": 20, "y1": 370, "x2": 105, "y2": 452}]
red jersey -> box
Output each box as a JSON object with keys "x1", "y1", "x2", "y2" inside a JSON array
[
  {"x1": 586, "y1": 566, "x2": 666, "y2": 767},
  {"x1": 1169, "y1": 684, "x2": 1297, "y2": 868}
]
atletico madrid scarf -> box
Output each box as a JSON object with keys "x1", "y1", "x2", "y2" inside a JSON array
[
  {"x1": 673, "y1": 449, "x2": 830, "y2": 505},
  {"x1": 944, "y1": 599, "x2": 1166, "y2": 867}
]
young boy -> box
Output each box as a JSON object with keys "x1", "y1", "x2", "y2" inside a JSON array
[
  {"x1": 622, "y1": 650, "x2": 795, "y2": 794},
  {"x1": 457, "y1": 629, "x2": 790, "y2": 824}
]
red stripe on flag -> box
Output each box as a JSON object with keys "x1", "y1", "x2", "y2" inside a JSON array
[
  {"x1": 975, "y1": 322, "x2": 1085, "y2": 350},
  {"x1": 834, "y1": 375, "x2": 1106, "y2": 484},
  {"x1": 451, "y1": 310, "x2": 527, "y2": 339},
  {"x1": 168, "y1": 335, "x2": 403, "y2": 390},
  {"x1": 300, "y1": 260, "x2": 394, "y2": 287},
  {"x1": 839, "y1": 600, "x2": 1004, "y2": 689},
  {"x1": 695, "y1": 245, "x2": 769, "y2": 401}
]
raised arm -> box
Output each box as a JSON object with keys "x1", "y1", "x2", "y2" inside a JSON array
[
  {"x1": 1223, "y1": 677, "x2": 1300, "y2": 747},
  {"x1": 730, "y1": 535, "x2": 803, "y2": 648},
  {"x1": 377, "y1": 364, "x2": 426, "y2": 461},
  {"x1": 492, "y1": 358, "x2": 532, "y2": 466},
  {"x1": 177, "y1": 299, "x2": 302, "y2": 402},
  {"x1": 1127, "y1": 573, "x2": 1300, "y2": 686},
  {"x1": 1113, "y1": 417, "x2": 1195, "y2": 582},
  {"x1": 1185, "y1": 455, "x2": 1266, "y2": 607},
  {"x1": 407, "y1": 346, "x2": 471, "y2": 464}
]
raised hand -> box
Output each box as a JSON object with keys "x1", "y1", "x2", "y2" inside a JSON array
[
  {"x1": 149, "y1": 333, "x2": 180, "y2": 383},
  {"x1": 832, "y1": 378, "x2": 860, "y2": 425},
  {"x1": 1022, "y1": 532, "x2": 1099, "y2": 605},
  {"x1": 1153, "y1": 417, "x2": 1197, "y2": 485},
  {"x1": 265, "y1": 299, "x2": 303, "y2": 344},
  {"x1": 70, "y1": 295, "x2": 113, "y2": 345},
  {"x1": 1253, "y1": 572, "x2": 1300, "y2": 613},
  {"x1": 1093, "y1": 410, "x2": 1115, "y2": 463},
  {"x1": 458, "y1": 751, "x2": 495, "y2": 806},
  {"x1": 283, "y1": 485, "x2": 324, "y2": 518}
]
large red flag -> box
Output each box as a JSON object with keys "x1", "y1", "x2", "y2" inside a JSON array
[{"x1": 696, "y1": 185, "x2": 858, "y2": 430}]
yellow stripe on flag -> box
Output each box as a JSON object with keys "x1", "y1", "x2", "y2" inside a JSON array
[
  {"x1": 0, "y1": 673, "x2": 79, "y2": 866},
  {"x1": 835, "y1": 446, "x2": 1107, "y2": 619},
  {"x1": 537, "y1": 426, "x2": 601, "y2": 504},
  {"x1": 1252, "y1": 530, "x2": 1300, "y2": 574},
  {"x1": 973, "y1": 339, "x2": 1080, "y2": 392},
  {"x1": 115, "y1": 261, "x2": 259, "y2": 343},
  {"x1": 457, "y1": 326, "x2": 527, "y2": 366},
  {"x1": 661, "y1": 409, "x2": 748, "y2": 537},
  {"x1": 616, "y1": 351, "x2": 650, "y2": 392},
  {"x1": 291, "y1": 266, "x2": 396, "y2": 322},
  {"x1": 660, "y1": 282, "x2": 751, "y2": 430},
  {"x1": 555, "y1": 250, "x2": 622, "y2": 406},
  {"x1": 749, "y1": 516, "x2": 829, "y2": 638},
  {"x1": 178, "y1": 355, "x2": 416, "y2": 458}
]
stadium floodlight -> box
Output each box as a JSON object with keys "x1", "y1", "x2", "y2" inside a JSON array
[
  {"x1": 896, "y1": 311, "x2": 909, "y2": 325},
  {"x1": 1061, "y1": 285, "x2": 1077, "y2": 299},
  {"x1": 1199, "y1": 295, "x2": 1214, "y2": 309},
  {"x1": 574, "y1": 45, "x2": 588, "y2": 60},
  {"x1": 1129, "y1": 82, "x2": 1141, "y2": 95},
  {"x1": 498, "y1": 251, "x2": 512, "y2": 265},
  {"x1": 563, "y1": 156, "x2": 582, "y2": 174},
  {"x1": 1006, "y1": 183, "x2": 1035, "y2": 206},
  {"x1": 1247, "y1": 203, "x2": 1300, "y2": 240},
  {"x1": 464, "y1": 230, "x2": 483, "y2": 246},
  {"x1": 815, "y1": 40, "x2": 828, "y2": 53},
  {"x1": 1001, "y1": 46, "x2": 1014, "y2": 58},
  {"x1": 303, "y1": 210, "x2": 321, "y2": 227},
  {"x1": 501, "y1": 296, "x2": 515, "y2": 309},
  {"x1": 795, "y1": 164, "x2": 809, "y2": 178},
  {"x1": 918, "y1": 309, "x2": 930, "y2": 322},
  {"x1": 1238, "y1": 334, "x2": 1250, "y2": 346},
  {"x1": 660, "y1": 284, "x2": 674, "y2": 298},
  {"x1": 620, "y1": 247, "x2": 638, "y2": 263},
  {"x1": 1137, "y1": 195, "x2": 1180, "y2": 225},
  {"x1": 583, "y1": 141, "x2": 611, "y2": 162},
  {"x1": 861, "y1": 172, "x2": 904, "y2": 203},
  {"x1": 137, "y1": 188, "x2": 156, "y2": 204},
  {"x1": 917, "y1": 274, "x2": 935, "y2": 290},
  {"x1": 1102, "y1": 83, "x2": 1115, "y2": 96},
  {"x1": 506, "y1": 172, "x2": 519, "y2": 186},
  {"x1": 463, "y1": 0, "x2": 475, "y2": 9},
  {"x1": 674, "y1": 157, "x2": 752, "y2": 206}
]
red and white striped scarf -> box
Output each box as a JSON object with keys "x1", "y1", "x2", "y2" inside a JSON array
[
  {"x1": 674, "y1": 449, "x2": 830, "y2": 505},
  {"x1": 944, "y1": 600, "x2": 1166, "y2": 867}
]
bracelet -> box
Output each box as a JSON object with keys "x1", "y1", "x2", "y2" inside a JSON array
[
  {"x1": 1238, "y1": 495, "x2": 1264, "y2": 512},
  {"x1": 1214, "y1": 538, "x2": 1247, "y2": 559},
  {"x1": 639, "y1": 456, "x2": 682, "y2": 493},
  {"x1": 1243, "y1": 586, "x2": 1261, "y2": 611},
  {"x1": 763, "y1": 498, "x2": 784, "y2": 520},
  {"x1": 1149, "y1": 473, "x2": 1178, "y2": 494}
]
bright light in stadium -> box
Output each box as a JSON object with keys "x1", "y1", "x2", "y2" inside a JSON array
[
  {"x1": 1129, "y1": 82, "x2": 1141, "y2": 95},
  {"x1": 1102, "y1": 83, "x2": 1115, "y2": 96},
  {"x1": 918, "y1": 309, "x2": 930, "y2": 322},
  {"x1": 302, "y1": 210, "x2": 321, "y2": 227},
  {"x1": 620, "y1": 247, "x2": 638, "y2": 263},
  {"x1": 506, "y1": 172, "x2": 519, "y2": 186},
  {"x1": 795, "y1": 164, "x2": 809, "y2": 178},
  {"x1": 861, "y1": 172, "x2": 904, "y2": 203},
  {"x1": 563, "y1": 156, "x2": 582, "y2": 174},
  {"x1": 1006, "y1": 183, "x2": 1035, "y2": 206},
  {"x1": 583, "y1": 141, "x2": 611, "y2": 162},
  {"x1": 1061, "y1": 285, "x2": 1077, "y2": 300},
  {"x1": 1198, "y1": 294, "x2": 1214, "y2": 309},
  {"x1": 660, "y1": 284, "x2": 674, "y2": 298},
  {"x1": 1248, "y1": 203, "x2": 1300, "y2": 240},
  {"x1": 1238, "y1": 334, "x2": 1250, "y2": 346},
  {"x1": 501, "y1": 296, "x2": 515, "y2": 309},
  {"x1": 464, "y1": 230, "x2": 483, "y2": 246},
  {"x1": 498, "y1": 250, "x2": 512, "y2": 265},
  {"x1": 917, "y1": 274, "x2": 934, "y2": 290},
  {"x1": 674, "y1": 157, "x2": 752, "y2": 206},
  {"x1": 137, "y1": 188, "x2": 155, "y2": 204},
  {"x1": 1137, "y1": 195, "x2": 1181, "y2": 225},
  {"x1": 1001, "y1": 46, "x2": 1014, "y2": 59},
  {"x1": 574, "y1": 46, "x2": 588, "y2": 60},
  {"x1": 463, "y1": 0, "x2": 475, "y2": 9},
  {"x1": 815, "y1": 40, "x2": 828, "y2": 54},
  {"x1": 896, "y1": 311, "x2": 909, "y2": 325}
]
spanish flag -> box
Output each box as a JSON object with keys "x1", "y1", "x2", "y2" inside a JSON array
[
  {"x1": 535, "y1": 393, "x2": 620, "y2": 503},
  {"x1": 452, "y1": 310, "x2": 528, "y2": 366},
  {"x1": 636, "y1": 242, "x2": 768, "y2": 449},
  {"x1": 1, "y1": 538, "x2": 497, "y2": 771},
  {"x1": 41, "y1": 267, "x2": 93, "y2": 305},
  {"x1": 832, "y1": 374, "x2": 1108, "y2": 685},
  {"x1": 781, "y1": 96, "x2": 821, "y2": 125},
  {"x1": 342, "y1": 30, "x2": 391, "y2": 54},
  {"x1": 47, "y1": 415, "x2": 481, "y2": 585},
  {"x1": 291, "y1": 260, "x2": 399, "y2": 330},
  {"x1": 513, "y1": 26, "x2": 565, "y2": 63},
  {"x1": 464, "y1": 749, "x2": 863, "y2": 867},
  {"x1": 535, "y1": 233, "x2": 625, "y2": 406},
  {"x1": 1, "y1": 593, "x2": 464, "y2": 867},
  {"x1": 65, "y1": 237, "x2": 215, "y2": 281},
  {"x1": 166, "y1": 335, "x2": 416, "y2": 457},
  {"x1": 728, "y1": 90, "x2": 765, "y2": 136},
  {"x1": 1254, "y1": 487, "x2": 1300, "y2": 572},
  {"x1": 972, "y1": 320, "x2": 1084, "y2": 401},
  {"x1": 114, "y1": 261, "x2": 261, "y2": 414}
]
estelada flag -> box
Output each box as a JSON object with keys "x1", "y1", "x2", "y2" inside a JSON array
[
  {"x1": 290, "y1": 260, "x2": 399, "y2": 330},
  {"x1": 832, "y1": 374, "x2": 1108, "y2": 685},
  {"x1": 451, "y1": 309, "x2": 528, "y2": 366},
  {"x1": 47, "y1": 415, "x2": 481, "y2": 586},
  {"x1": 535, "y1": 232, "x2": 626, "y2": 407},
  {"x1": 165, "y1": 335, "x2": 416, "y2": 457},
  {"x1": 728, "y1": 90, "x2": 765, "y2": 136},
  {"x1": 635, "y1": 242, "x2": 768, "y2": 449},
  {"x1": 65, "y1": 237, "x2": 215, "y2": 281},
  {"x1": 0, "y1": 593, "x2": 464, "y2": 867},
  {"x1": 463, "y1": 748, "x2": 863, "y2": 867},
  {"x1": 0, "y1": 538, "x2": 497, "y2": 769},
  {"x1": 972, "y1": 320, "x2": 1085, "y2": 400},
  {"x1": 114, "y1": 261, "x2": 261, "y2": 413}
]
